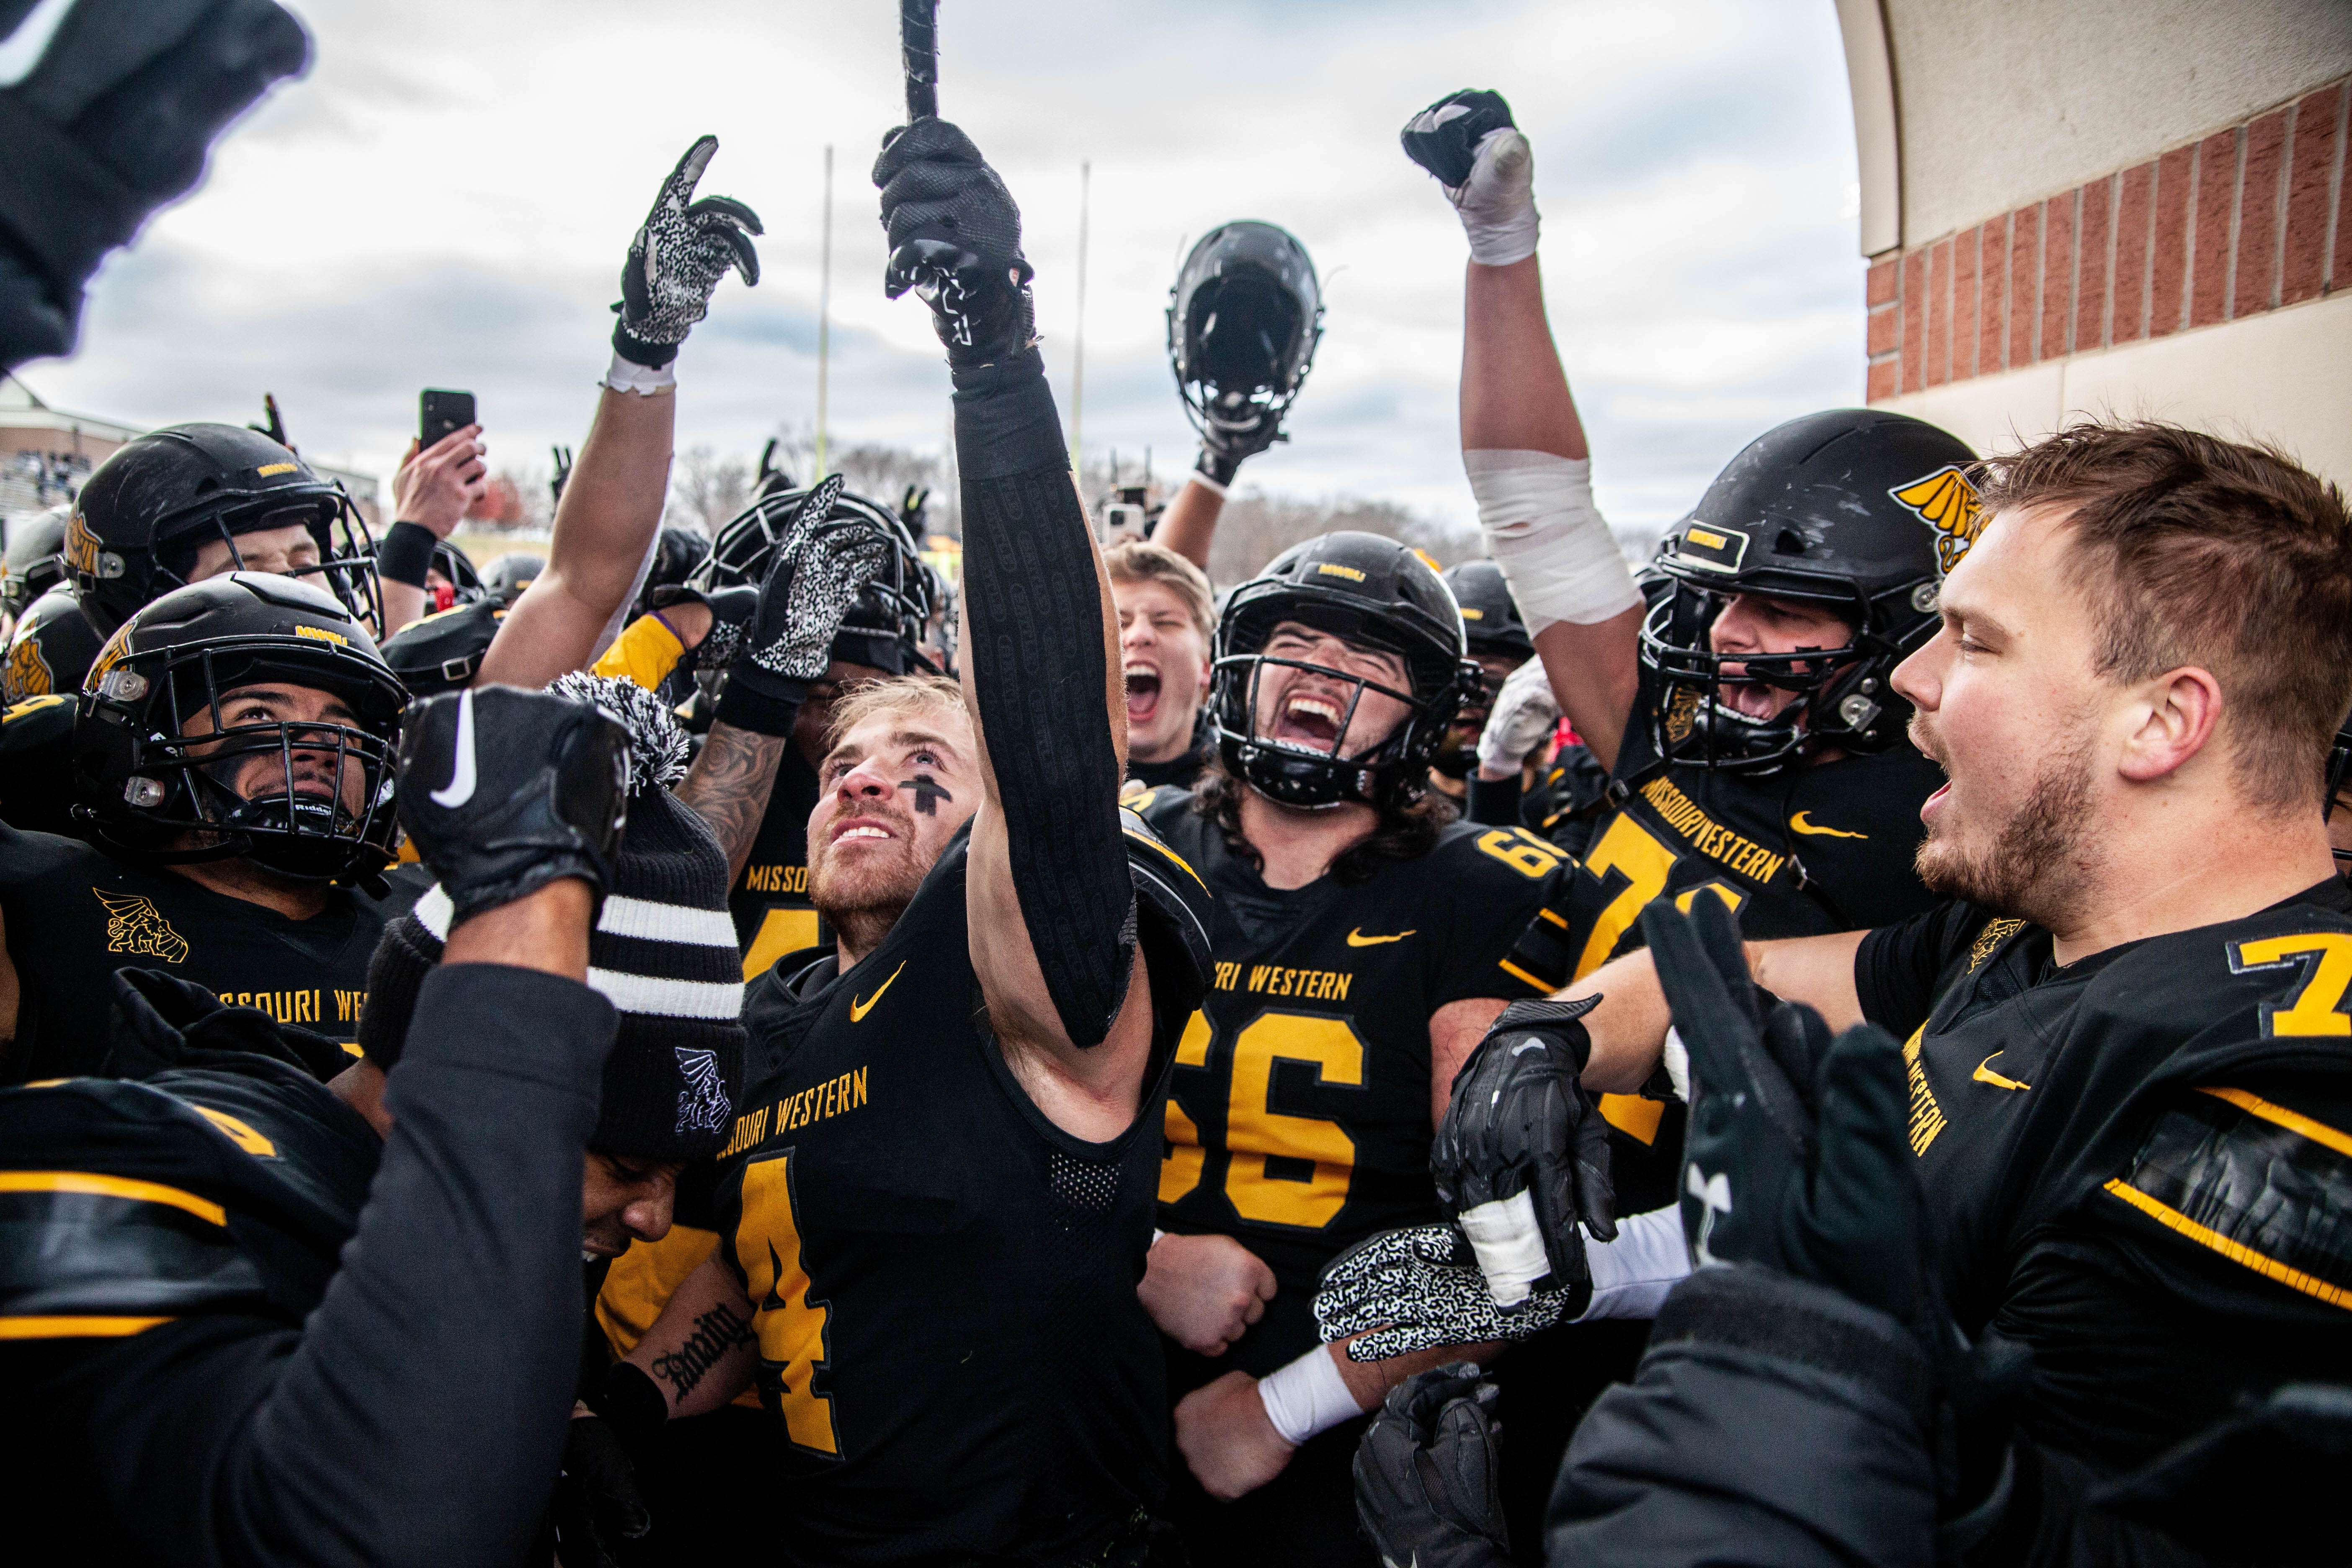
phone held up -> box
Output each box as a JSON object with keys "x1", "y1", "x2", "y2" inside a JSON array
[{"x1": 419, "y1": 389, "x2": 475, "y2": 449}]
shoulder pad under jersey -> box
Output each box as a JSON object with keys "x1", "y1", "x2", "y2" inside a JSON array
[{"x1": 1122, "y1": 805, "x2": 1212, "y2": 1003}]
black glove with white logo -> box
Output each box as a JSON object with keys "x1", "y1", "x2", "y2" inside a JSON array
[
  {"x1": 611, "y1": 136, "x2": 762, "y2": 368},
  {"x1": 1353, "y1": 1364, "x2": 1511, "y2": 1568},
  {"x1": 712, "y1": 475, "x2": 893, "y2": 735},
  {"x1": 1314, "y1": 1225, "x2": 1580, "y2": 1362},
  {"x1": 396, "y1": 685, "x2": 629, "y2": 927},
  {"x1": 1433, "y1": 995, "x2": 1616, "y2": 1309},
  {"x1": 874, "y1": 119, "x2": 1036, "y2": 368}
]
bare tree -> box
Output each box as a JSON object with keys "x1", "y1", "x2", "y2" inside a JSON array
[
  {"x1": 1202, "y1": 489, "x2": 1478, "y2": 587},
  {"x1": 667, "y1": 446, "x2": 755, "y2": 536}
]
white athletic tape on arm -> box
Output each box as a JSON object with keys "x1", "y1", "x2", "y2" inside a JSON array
[
  {"x1": 1465, "y1": 449, "x2": 1641, "y2": 635},
  {"x1": 1257, "y1": 1344, "x2": 1365, "y2": 1445},
  {"x1": 601, "y1": 351, "x2": 676, "y2": 395},
  {"x1": 1457, "y1": 1189, "x2": 1550, "y2": 1308},
  {"x1": 1577, "y1": 1206, "x2": 1691, "y2": 1322},
  {"x1": 1661, "y1": 1026, "x2": 1690, "y2": 1103}
]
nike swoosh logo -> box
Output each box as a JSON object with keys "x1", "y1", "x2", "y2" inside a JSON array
[
  {"x1": 1788, "y1": 811, "x2": 1867, "y2": 839},
  {"x1": 849, "y1": 959, "x2": 907, "y2": 1022},
  {"x1": 1346, "y1": 928, "x2": 1416, "y2": 947},
  {"x1": 429, "y1": 688, "x2": 477, "y2": 808},
  {"x1": 1973, "y1": 1052, "x2": 2032, "y2": 1091}
]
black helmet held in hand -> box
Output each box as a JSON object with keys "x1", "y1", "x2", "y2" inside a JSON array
[
  {"x1": 1168, "y1": 221, "x2": 1324, "y2": 460},
  {"x1": 1211, "y1": 531, "x2": 1478, "y2": 810},
  {"x1": 71, "y1": 572, "x2": 407, "y2": 883},
  {"x1": 1641, "y1": 409, "x2": 1978, "y2": 774},
  {"x1": 64, "y1": 423, "x2": 382, "y2": 640}
]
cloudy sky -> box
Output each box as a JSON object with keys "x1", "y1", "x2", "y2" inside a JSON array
[{"x1": 20, "y1": 0, "x2": 1865, "y2": 540}]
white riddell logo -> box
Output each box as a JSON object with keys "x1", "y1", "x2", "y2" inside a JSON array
[{"x1": 430, "y1": 689, "x2": 478, "y2": 807}]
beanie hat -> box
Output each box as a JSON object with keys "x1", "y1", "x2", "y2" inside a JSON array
[{"x1": 360, "y1": 675, "x2": 745, "y2": 1161}]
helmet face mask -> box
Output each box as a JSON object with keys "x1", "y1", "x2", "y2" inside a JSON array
[
  {"x1": 693, "y1": 479, "x2": 939, "y2": 676},
  {"x1": 1210, "y1": 532, "x2": 1475, "y2": 811},
  {"x1": 75, "y1": 575, "x2": 405, "y2": 884},
  {"x1": 1638, "y1": 409, "x2": 1976, "y2": 776}
]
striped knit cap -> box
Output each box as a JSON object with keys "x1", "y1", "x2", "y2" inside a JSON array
[{"x1": 359, "y1": 676, "x2": 745, "y2": 1161}]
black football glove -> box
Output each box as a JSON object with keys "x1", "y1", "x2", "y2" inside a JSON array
[
  {"x1": 611, "y1": 136, "x2": 762, "y2": 368},
  {"x1": 549, "y1": 1413, "x2": 651, "y2": 1568},
  {"x1": 712, "y1": 475, "x2": 893, "y2": 734},
  {"x1": 1400, "y1": 90, "x2": 1539, "y2": 268},
  {"x1": 873, "y1": 119, "x2": 1037, "y2": 368},
  {"x1": 396, "y1": 685, "x2": 629, "y2": 927},
  {"x1": 645, "y1": 582, "x2": 758, "y2": 675},
  {"x1": 1353, "y1": 1364, "x2": 1511, "y2": 1568},
  {"x1": 1433, "y1": 995, "x2": 1616, "y2": 1308},
  {"x1": 1400, "y1": 89, "x2": 1518, "y2": 192},
  {"x1": 1314, "y1": 1225, "x2": 1581, "y2": 1362}
]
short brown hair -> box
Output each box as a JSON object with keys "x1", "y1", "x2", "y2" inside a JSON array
[
  {"x1": 823, "y1": 673, "x2": 969, "y2": 753},
  {"x1": 1105, "y1": 540, "x2": 1215, "y2": 639},
  {"x1": 1978, "y1": 420, "x2": 2352, "y2": 810}
]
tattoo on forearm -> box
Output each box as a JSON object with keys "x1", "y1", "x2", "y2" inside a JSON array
[
  {"x1": 649, "y1": 1300, "x2": 754, "y2": 1403},
  {"x1": 897, "y1": 774, "x2": 953, "y2": 815},
  {"x1": 679, "y1": 722, "x2": 789, "y2": 879}
]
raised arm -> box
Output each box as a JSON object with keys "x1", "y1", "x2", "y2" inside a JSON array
[
  {"x1": 875, "y1": 120, "x2": 1153, "y2": 1124},
  {"x1": 480, "y1": 137, "x2": 760, "y2": 689},
  {"x1": 1404, "y1": 91, "x2": 1644, "y2": 770}
]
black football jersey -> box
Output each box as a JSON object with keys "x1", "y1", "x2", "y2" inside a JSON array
[
  {"x1": 0, "y1": 693, "x2": 83, "y2": 841},
  {"x1": 0, "y1": 830, "x2": 404, "y2": 1081},
  {"x1": 730, "y1": 748, "x2": 825, "y2": 982},
  {"x1": 1521, "y1": 741, "x2": 1612, "y2": 859},
  {"x1": 1855, "y1": 882, "x2": 2352, "y2": 1471},
  {"x1": 711, "y1": 814, "x2": 1211, "y2": 1566},
  {"x1": 1135, "y1": 784, "x2": 1574, "y2": 1376}
]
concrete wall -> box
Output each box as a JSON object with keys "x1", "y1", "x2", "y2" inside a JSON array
[{"x1": 1883, "y1": 0, "x2": 2352, "y2": 247}]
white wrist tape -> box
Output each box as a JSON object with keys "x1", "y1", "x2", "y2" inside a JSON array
[
  {"x1": 1185, "y1": 469, "x2": 1228, "y2": 500},
  {"x1": 1577, "y1": 1206, "x2": 1691, "y2": 1322},
  {"x1": 1456, "y1": 127, "x2": 1540, "y2": 267},
  {"x1": 1457, "y1": 1189, "x2": 1551, "y2": 1307},
  {"x1": 1465, "y1": 450, "x2": 1640, "y2": 635},
  {"x1": 1257, "y1": 1346, "x2": 1364, "y2": 1445},
  {"x1": 1661, "y1": 1027, "x2": 1690, "y2": 1103},
  {"x1": 602, "y1": 351, "x2": 676, "y2": 395}
]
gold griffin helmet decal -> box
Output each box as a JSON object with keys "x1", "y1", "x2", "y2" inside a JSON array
[
  {"x1": 63, "y1": 510, "x2": 103, "y2": 575},
  {"x1": 1890, "y1": 464, "x2": 1985, "y2": 574},
  {"x1": 94, "y1": 890, "x2": 190, "y2": 964},
  {"x1": 4, "y1": 637, "x2": 52, "y2": 700}
]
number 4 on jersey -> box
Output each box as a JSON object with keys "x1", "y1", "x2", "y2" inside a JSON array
[{"x1": 734, "y1": 1151, "x2": 841, "y2": 1455}]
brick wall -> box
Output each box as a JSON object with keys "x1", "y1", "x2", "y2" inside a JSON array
[{"x1": 1867, "y1": 77, "x2": 2350, "y2": 402}]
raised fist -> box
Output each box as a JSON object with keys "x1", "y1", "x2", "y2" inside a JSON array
[{"x1": 1401, "y1": 90, "x2": 1538, "y2": 266}]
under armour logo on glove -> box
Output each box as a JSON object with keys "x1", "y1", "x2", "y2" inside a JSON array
[
  {"x1": 1314, "y1": 1224, "x2": 1583, "y2": 1362},
  {"x1": 1400, "y1": 89, "x2": 1539, "y2": 266},
  {"x1": 874, "y1": 119, "x2": 1038, "y2": 367},
  {"x1": 612, "y1": 136, "x2": 763, "y2": 367}
]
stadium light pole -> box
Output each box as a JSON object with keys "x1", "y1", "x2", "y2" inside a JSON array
[{"x1": 816, "y1": 143, "x2": 834, "y2": 477}]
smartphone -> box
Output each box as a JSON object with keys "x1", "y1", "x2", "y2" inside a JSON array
[{"x1": 419, "y1": 389, "x2": 475, "y2": 449}]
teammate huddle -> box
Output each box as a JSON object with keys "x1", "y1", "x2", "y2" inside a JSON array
[{"x1": 0, "y1": 51, "x2": 2345, "y2": 1568}]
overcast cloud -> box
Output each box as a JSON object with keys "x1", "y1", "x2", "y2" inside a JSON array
[{"x1": 19, "y1": 0, "x2": 1865, "y2": 539}]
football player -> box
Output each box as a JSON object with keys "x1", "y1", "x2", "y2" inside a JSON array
[
  {"x1": 1125, "y1": 531, "x2": 1577, "y2": 1565},
  {"x1": 1357, "y1": 421, "x2": 2352, "y2": 1564},
  {"x1": 0, "y1": 504, "x2": 69, "y2": 627},
  {"x1": 0, "y1": 573, "x2": 407, "y2": 1079},
  {"x1": 587, "y1": 117, "x2": 1214, "y2": 1568},
  {"x1": 1434, "y1": 557, "x2": 1537, "y2": 816},
  {"x1": 1112, "y1": 539, "x2": 1218, "y2": 791},
  {"x1": 0, "y1": 682, "x2": 656, "y2": 1567},
  {"x1": 374, "y1": 418, "x2": 491, "y2": 638},
  {"x1": 0, "y1": 426, "x2": 385, "y2": 838},
  {"x1": 1154, "y1": 221, "x2": 1324, "y2": 574}
]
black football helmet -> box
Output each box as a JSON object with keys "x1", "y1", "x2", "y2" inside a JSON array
[
  {"x1": 430, "y1": 539, "x2": 483, "y2": 607},
  {"x1": 691, "y1": 477, "x2": 936, "y2": 676},
  {"x1": 4, "y1": 505, "x2": 70, "y2": 622},
  {"x1": 3, "y1": 583, "x2": 104, "y2": 703},
  {"x1": 1211, "y1": 531, "x2": 1479, "y2": 810},
  {"x1": 1434, "y1": 559, "x2": 1536, "y2": 779},
  {"x1": 633, "y1": 526, "x2": 712, "y2": 621},
  {"x1": 65, "y1": 424, "x2": 381, "y2": 640},
  {"x1": 480, "y1": 552, "x2": 544, "y2": 607},
  {"x1": 1168, "y1": 222, "x2": 1324, "y2": 459},
  {"x1": 380, "y1": 596, "x2": 505, "y2": 699},
  {"x1": 72, "y1": 572, "x2": 406, "y2": 882},
  {"x1": 1641, "y1": 408, "x2": 1978, "y2": 775}
]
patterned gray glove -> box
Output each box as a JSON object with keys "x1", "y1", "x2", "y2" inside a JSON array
[
  {"x1": 873, "y1": 119, "x2": 1036, "y2": 367},
  {"x1": 714, "y1": 476, "x2": 891, "y2": 732},
  {"x1": 1353, "y1": 1365, "x2": 1511, "y2": 1568},
  {"x1": 1315, "y1": 1225, "x2": 1581, "y2": 1362},
  {"x1": 612, "y1": 136, "x2": 762, "y2": 367}
]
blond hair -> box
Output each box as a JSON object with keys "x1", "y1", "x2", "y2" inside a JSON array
[
  {"x1": 823, "y1": 673, "x2": 970, "y2": 753},
  {"x1": 1105, "y1": 540, "x2": 1215, "y2": 639}
]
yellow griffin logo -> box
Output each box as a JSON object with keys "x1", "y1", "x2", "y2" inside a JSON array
[
  {"x1": 1890, "y1": 465, "x2": 1985, "y2": 575},
  {"x1": 95, "y1": 890, "x2": 190, "y2": 965},
  {"x1": 3, "y1": 637, "x2": 52, "y2": 700}
]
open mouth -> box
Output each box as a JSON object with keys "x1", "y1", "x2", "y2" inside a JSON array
[
  {"x1": 1716, "y1": 680, "x2": 1784, "y2": 722},
  {"x1": 1273, "y1": 691, "x2": 1346, "y2": 750},
  {"x1": 830, "y1": 816, "x2": 899, "y2": 847},
  {"x1": 1124, "y1": 661, "x2": 1161, "y2": 725}
]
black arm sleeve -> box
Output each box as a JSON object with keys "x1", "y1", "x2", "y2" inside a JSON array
[
  {"x1": 1465, "y1": 772, "x2": 1522, "y2": 828},
  {"x1": 73, "y1": 964, "x2": 616, "y2": 1568},
  {"x1": 1853, "y1": 900, "x2": 1983, "y2": 1037},
  {"x1": 954, "y1": 347, "x2": 1135, "y2": 1050}
]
